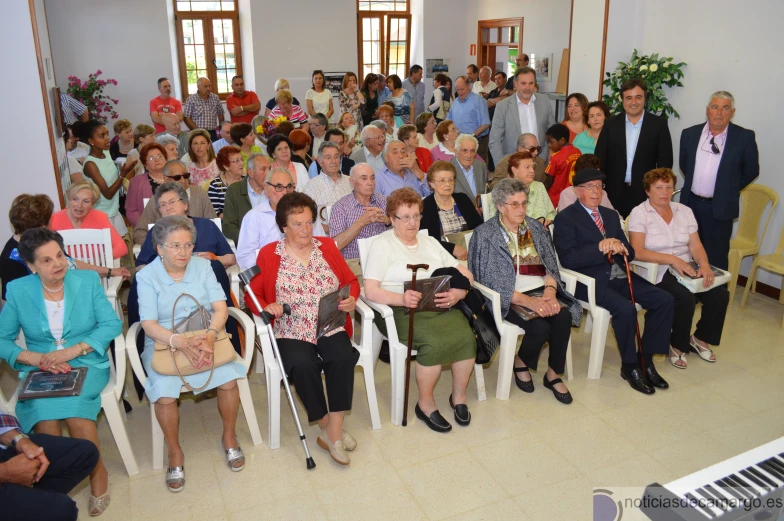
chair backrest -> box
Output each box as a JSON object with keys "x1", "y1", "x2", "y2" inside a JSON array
[
  {"x1": 59, "y1": 228, "x2": 114, "y2": 284},
  {"x1": 211, "y1": 218, "x2": 223, "y2": 232},
  {"x1": 480, "y1": 194, "x2": 495, "y2": 222},
  {"x1": 143, "y1": 197, "x2": 150, "y2": 208},
  {"x1": 0, "y1": 330, "x2": 25, "y2": 414},
  {"x1": 464, "y1": 231, "x2": 473, "y2": 251},
  {"x1": 358, "y1": 230, "x2": 427, "y2": 273},
  {"x1": 736, "y1": 184, "x2": 779, "y2": 249}
]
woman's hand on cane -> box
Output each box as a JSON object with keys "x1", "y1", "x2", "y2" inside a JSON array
[{"x1": 402, "y1": 289, "x2": 422, "y2": 309}]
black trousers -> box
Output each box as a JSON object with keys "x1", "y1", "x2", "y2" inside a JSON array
[
  {"x1": 617, "y1": 183, "x2": 646, "y2": 218},
  {"x1": 0, "y1": 434, "x2": 99, "y2": 521},
  {"x1": 596, "y1": 274, "x2": 674, "y2": 364},
  {"x1": 277, "y1": 331, "x2": 359, "y2": 423},
  {"x1": 504, "y1": 307, "x2": 572, "y2": 374},
  {"x1": 656, "y1": 271, "x2": 730, "y2": 351},
  {"x1": 686, "y1": 196, "x2": 733, "y2": 270}
]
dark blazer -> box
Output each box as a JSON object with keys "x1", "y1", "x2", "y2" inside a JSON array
[
  {"x1": 553, "y1": 202, "x2": 634, "y2": 302},
  {"x1": 312, "y1": 156, "x2": 356, "y2": 177},
  {"x1": 420, "y1": 192, "x2": 482, "y2": 255},
  {"x1": 449, "y1": 157, "x2": 489, "y2": 199},
  {"x1": 222, "y1": 180, "x2": 252, "y2": 243},
  {"x1": 595, "y1": 111, "x2": 673, "y2": 215},
  {"x1": 678, "y1": 122, "x2": 759, "y2": 221}
]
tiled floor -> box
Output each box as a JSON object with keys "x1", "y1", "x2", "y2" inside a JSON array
[{"x1": 17, "y1": 290, "x2": 784, "y2": 520}]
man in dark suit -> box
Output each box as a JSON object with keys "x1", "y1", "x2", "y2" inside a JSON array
[
  {"x1": 595, "y1": 79, "x2": 673, "y2": 217},
  {"x1": 679, "y1": 91, "x2": 759, "y2": 270},
  {"x1": 308, "y1": 128, "x2": 355, "y2": 178},
  {"x1": 554, "y1": 168, "x2": 674, "y2": 394}
]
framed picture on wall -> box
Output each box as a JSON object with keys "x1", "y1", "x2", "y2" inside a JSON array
[
  {"x1": 323, "y1": 72, "x2": 349, "y2": 95},
  {"x1": 52, "y1": 86, "x2": 65, "y2": 135},
  {"x1": 531, "y1": 53, "x2": 553, "y2": 82}
]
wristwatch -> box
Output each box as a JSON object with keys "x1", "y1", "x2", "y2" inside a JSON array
[
  {"x1": 107, "y1": 268, "x2": 112, "y2": 277},
  {"x1": 11, "y1": 432, "x2": 29, "y2": 450}
]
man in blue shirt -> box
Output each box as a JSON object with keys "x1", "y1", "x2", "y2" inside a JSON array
[
  {"x1": 447, "y1": 76, "x2": 491, "y2": 164},
  {"x1": 374, "y1": 141, "x2": 430, "y2": 197},
  {"x1": 402, "y1": 65, "x2": 426, "y2": 118}
]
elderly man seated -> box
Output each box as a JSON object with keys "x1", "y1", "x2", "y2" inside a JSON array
[
  {"x1": 349, "y1": 125, "x2": 386, "y2": 172},
  {"x1": 222, "y1": 153, "x2": 271, "y2": 243},
  {"x1": 308, "y1": 128, "x2": 356, "y2": 178},
  {"x1": 491, "y1": 133, "x2": 546, "y2": 188},
  {"x1": 553, "y1": 168, "x2": 674, "y2": 395},
  {"x1": 236, "y1": 167, "x2": 296, "y2": 270},
  {"x1": 159, "y1": 112, "x2": 190, "y2": 158},
  {"x1": 304, "y1": 142, "x2": 354, "y2": 236},
  {"x1": 374, "y1": 140, "x2": 430, "y2": 197},
  {"x1": 329, "y1": 163, "x2": 389, "y2": 275},
  {"x1": 557, "y1": 154, "x2": 615, "y2": 212},
  {"x1": 212, "y1": 121, "x2": 234, "y2": 154},
  {"x1": 133, "y1": 160, "x2": 217, "y2": 245},
  {"x1": 307, "y1": 113, "x2": 328, "y2": 158},
  {"x1": 449, "y1": 134, "x2": 488, "y2": 199}
]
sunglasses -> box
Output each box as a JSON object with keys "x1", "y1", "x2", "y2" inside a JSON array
[
  {"x1": 165, "y1": 173, "x2": 191, "y2": 181},
  {"x1": 528, "y1": 146, "x2": 542, "y2": 154}
]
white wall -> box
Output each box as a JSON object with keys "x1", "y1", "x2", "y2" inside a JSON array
[
  {"x1": 568, "y1": 0, "x2": 606, "y2": 100},
  {"x1": 422, "y1": 0, "x2": 469, "y2": 102},
  {"x1": 604, "y1": 0, "x2": 784, "y2": 289},
  {"x1": 0, "y1": 0, "x2": 60, "y2": 243}
]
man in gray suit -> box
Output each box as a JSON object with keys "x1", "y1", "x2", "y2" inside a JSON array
[
  {"x1": 449, "y1": 134, "x2": 488, "y2": 199},
  {"x1": 489, "y1": 67, "x2": 555, "y2": 165},
  {"x1": 349, "y1": 125, "x2": 386, "y2": 172}
]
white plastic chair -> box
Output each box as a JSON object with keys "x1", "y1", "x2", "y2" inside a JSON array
[
  {"x1": 125, "y1": 308, "x2": 263, "y2": 469},
  {"x1": 622, "y1": 216, "x2": 660, "y2": 284},
  {"x1": 477, "y1": 193, "x2": 496, "y2": 222},
  {"x1": 465, "y1": 231, "x2": 574, "y2": 400},
  {"x1": 142, "y1": 197, "x2": 150, "y2": 208},
  {"x1": 358, "y1": 231, "x2": 486, "y2": 426},
  {"x1": 251, "y1": 296, "x2": 381, "y2": 449},
  {"x1": 0, "y1": 333, "x2": 140, "y2": 477}
]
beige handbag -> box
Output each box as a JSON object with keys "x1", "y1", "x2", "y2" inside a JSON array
[{"x1": 152, "y1": 293, "x2": 236, "y2": 392}]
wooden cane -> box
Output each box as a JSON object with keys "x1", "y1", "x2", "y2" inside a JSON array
[
  {"x1": 607, "y1": 252, "x2": 646, "y2": 372},
  {"x1": 403, "y1": 263, "x2": 429, "y2": 427}
]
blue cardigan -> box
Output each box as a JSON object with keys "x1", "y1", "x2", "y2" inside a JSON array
[{"x1": 0, "y1": 270, "x2": 122, "y2": 372}]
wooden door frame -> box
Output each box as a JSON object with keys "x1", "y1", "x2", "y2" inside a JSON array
[
  {"x1": 385, "y1": 13, "x2": 412, "y2": 76},
  {"x1": 476, "y1": 18, "x2": 524, "y2": 71}
]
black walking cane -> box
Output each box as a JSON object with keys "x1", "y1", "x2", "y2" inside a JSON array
[
  {"x1": 239, "y1": 266, "x2": 316, "y2": 470},
  {"x1": 402, "y1": 263, "x2": 429, "y2": 427},
  {"x1": 606, "y1": 252, "x2": 646, "y2": 373}
]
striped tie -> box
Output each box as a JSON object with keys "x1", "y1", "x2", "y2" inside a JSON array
[{"x1": 592, "y1": 210, "x2": 605, "y2": 236}]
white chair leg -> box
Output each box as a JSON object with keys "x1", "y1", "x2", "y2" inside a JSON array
[
  {"x1": 266, "y1": 371, "x2": 281, "y2": 450},
  {"x1": 495, "y1": 329, "x2": 518, "y2": 400},
  {"x1": 150, "y1": 406, "x2": 165, "y2": 470},
  {"x1": 102, "y1": 396, "x2": 139, "y2": 476},
  {"x1": 389, "y1": 343, "x2": 406, "y2": 426},
  {"x1": 565, "y1": 338, "x2": 574, "y2": 381},
  {"x1": 587, "y1": 311, "x2": 610, "y2": 380},
  {"x1": 360, "y1": 356, "x2": 382, "y2": 430},
  {"x1": 584, "y1": 312, "x2": 594, "y2": 334},
  {"x1": 237, "y1": 378, "x2": 263, "y2": 446},
  {"x1": 253, "y1": 345, "x2": 265, "y2": 374},
  {"x1": 474, "y1": 363, "x2": 487, "y2": 401}
]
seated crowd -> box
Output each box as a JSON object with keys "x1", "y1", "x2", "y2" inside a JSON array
[{"x1": 0, "y1": 60, "x2": 754, "y2": 520}]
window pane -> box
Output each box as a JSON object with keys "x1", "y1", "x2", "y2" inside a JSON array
[
  {"x1": 213, "y1": 19, "x2": 224, "y2": 42},
  {"x1": 221, "y1": 1, "x2": 235, "y2": 10},
  {"x1": 358, "y1": 0, "x2": 406, "y2": 11},
  {"x1": 223, "y1": 20, "x2": 234, "y2": 43},
  {"x1": 190, "y1": 0, "x2": 221, "y2": 11},
  {"x1": 177, "y1": 2, "x2": 191, "y2": 11},
  {"x1": 225, "y1": 44, "x2": 235, "y2": 68},
  {"x1": 195, "y1": 45, "x2": 206, "y2": 69},
  {"x1": 216, "y1": 70, "x2": 229, "y2": 94},
  {"x1": 182, "y1": 20, "x2": 194, "y2": 43},
  {"x1": 193, "y1": 20, "x2": 204, "y2": 44}
]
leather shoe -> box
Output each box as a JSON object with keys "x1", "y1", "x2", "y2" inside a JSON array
[
  {"x1": 543, "y1": 375, "x2": 573, "y2": 404},
  {"x1": 644, "y1": 364, "x2": 669, "y2": 389},
  {"x1": 513, "y1": 366, "x2": 534, "y2": 393},
  {"x1": 448, "y1": 394, "x2": 471, "y2": 426},
  {"x1": 620, "y1": 366, "x2": 655, "y2": 395},
  {"x1": 317, "y1": 429, "x2": 350, "y2": 465},
  {"x1": 415, "y1": 404, "x2": 452, "y2": 433}
]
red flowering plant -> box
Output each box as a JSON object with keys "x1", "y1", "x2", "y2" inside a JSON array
[
  {"x1": 255, "y1": 115, "x2": 287, "y2": 142},
  {"x1": 66, "y1": 70, "x2": 119, "y2": 122}
]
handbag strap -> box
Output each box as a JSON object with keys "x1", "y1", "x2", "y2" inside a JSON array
[
  {"x1": 169, "y1": 293, "x2": 214, "y2": 392},
  {"x1": 170, "y1": 292, "x2": 210, "y2": 332}
]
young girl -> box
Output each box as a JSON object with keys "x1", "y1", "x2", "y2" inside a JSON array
[
  {"x1": 306, "y1": 70, "x2": 334, "y2": 122},
  {"x1": 337, "y1": 112, "x2": 361, "y2": 152},
  {"x1": 77, "y1": 120, "x2": 137, "y2": 236}
]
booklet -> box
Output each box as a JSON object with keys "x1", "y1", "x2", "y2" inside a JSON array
[
  {"x1": 668, "y1": 262, "x2": 731, "y2": 293},
  {"x1": 316, "y1": 285, "x2": 351, "y2": 339},
  {"x1": 510, "y1": 288, "x2": 568, "y2": 321},
  {"x1": 403, "y1": 275, "x2": 451, "y2": 314},
  {"x1": 17, "y1": 366, "x2": 88, "y2": 400}
]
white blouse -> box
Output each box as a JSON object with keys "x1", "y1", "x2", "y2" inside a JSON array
[{"x1": 45, "y1": 298, "x2": 65, "y2": 347}]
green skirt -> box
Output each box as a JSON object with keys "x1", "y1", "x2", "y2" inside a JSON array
[{"x1": 375, "y1": 306, "x2": 476, "y2": 367}]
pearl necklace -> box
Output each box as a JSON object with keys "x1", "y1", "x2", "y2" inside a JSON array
[{"x1": 42, "y1": 281, "x2": 64, "y2": 293}]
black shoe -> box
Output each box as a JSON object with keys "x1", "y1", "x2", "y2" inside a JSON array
[
  {"x1": 513, "y1": 366, "x2": 534, "y2": 393},
  {"x1": 620, "y1": 366, "x2": 655, "y2": 395},
  {"x1": 378, "y1": 340, "x2": 390, "y2": 364},
  {"x1": 448, "y1": 394, "x2": 471, "y2": 426},
  {"x1": 122, "y1": 399, "x2": 133, "y2": 413},
  {"x1": 644, "y1": 364, "x2": 669, "y2": 389},
  {"x1": 414, "y1": 404, "x2": 452, "y2": 432},
  {"x1": 543, "y1": 375, "x2": 573, "y2": 404}
]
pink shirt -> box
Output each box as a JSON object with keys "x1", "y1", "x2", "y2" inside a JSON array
[
  {"x1": 49, "y1": 209, "x2": 129, "y2": 259},
  {"x1": 627, "y1": 200, "x2": 698, "y2": 284},
  {"x1": 690, "y1": 123, "x2": 727, "y2": 197},
  {"x1": 557, "y1": 187, "x2": 615, "y2": 212}
]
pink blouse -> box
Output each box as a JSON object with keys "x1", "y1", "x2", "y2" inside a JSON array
[
  {"x1": 49, "y1": 209, "x2": 128, "y2": 259},
  {"x1": 273, "y1": 239, "x2": 342, "y2": 344},
  {"x1": 627, "y1": 200, "x2": 698, "y2": 284}
]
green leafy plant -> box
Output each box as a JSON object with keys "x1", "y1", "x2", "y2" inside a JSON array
[
  {"x1": 602, "y1": 50, "x2": 686, "y2": 119},
  {"x1": 66, "y1": 70, "x2": 119, "y2": 122}
]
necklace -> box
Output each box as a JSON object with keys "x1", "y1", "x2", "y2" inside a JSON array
[
  {"x1": 44, "y1": 292, "x2": 63, "y2": 308},
  {"x1": 42, "y1": 281, "x2": 64, "y2": 293},
  {"x1": 393, "y1": 230, "x2": 419, "y2": 252},
  {"x1": 435, "y1": 196, "x2": 454, "y2": 211},
  {"x1": 165, "y1": 270, "x2": 185, "y2": 282}
]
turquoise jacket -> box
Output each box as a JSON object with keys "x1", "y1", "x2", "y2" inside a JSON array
[{"x1": 0, "y1": 270, "x2": 122, "y2": 373}]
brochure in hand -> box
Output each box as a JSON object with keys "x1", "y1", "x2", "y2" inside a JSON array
[
  {"x1": 403, "y1": 275, "x2": 451, "y2": 314},
  {"x1": 668, "y1": 262, "x2": 731, "y2": 293},
  {"x1": 18, "y1": 366, "x2": 88, "y2": 400},
  {"x1": 510, "y1": 288, "x2": 568, "y2": 321},
  {"x1": 316, "y1": 285, "x2": 351, "y2": 339}
]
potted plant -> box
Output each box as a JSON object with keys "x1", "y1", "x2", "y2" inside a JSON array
[{"x1": 67, "y1": 70, "x2": 119, "y2": 123}]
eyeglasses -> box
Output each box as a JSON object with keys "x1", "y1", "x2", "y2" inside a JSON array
[
  {"x1": 163, "y1": 242, "x2": 194, "y2": 252},
  {"x1": 577, "y1": 183, "x2": 606, "y2": 191},
  {"x1": 432, "y1": 178, "x2": 455, "y2": 185},
  {"x1": 652, "y1": 185, "x2": 675, "y2": 193},
  {"x1": 393, "y1": 214, "x2": 422, "y2": 223},
  {"x1": 158, "y1": 199, "x2": 183, "y2": 209},
  {"x1": 527, "y1": 146, "x2": 542, "y2": 154},
  {"x1": 267, "y1": 182, "x2": 295, "y2": 192},
  {"x1": 503, "y1": 201, "x2": 528, "y2": 210},
  {"x1": 229, "y1": 159, "x2": 244, "y2": 165},
  {"x1": 147, "y1": 154, "x2": 166, "y2": 162},
  {"x1": 165, "y1": 173, "x2": 191, "y2": 181},
  {"x1": 710, "y1": 137, "x2": 720, "y2": 154}
]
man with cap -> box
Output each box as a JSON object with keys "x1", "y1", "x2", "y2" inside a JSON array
[{"x1": 553, "y1": 168, "x2": 674, "y2": 395}]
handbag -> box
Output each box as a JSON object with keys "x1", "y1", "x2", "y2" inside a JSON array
[
  {"x1": 152, "y1": 293, "x2": 236, "y2": 392},
  {"x1": 456, "y1": 288, "x2": 501, "y2": 365}
]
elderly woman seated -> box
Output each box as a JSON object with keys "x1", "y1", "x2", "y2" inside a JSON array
[
  {"x1": 364, "y1": 188, "x2": 477, "y2": 432},
  {"x1": 124, "y1": 143, "x2": 169, "y2": 227},
  {"x1": 485, "y1": 151, "x2": 556, "y2": 226},
  {"x1": 420, "y1": 161, "x2": 481, "y2": 261},
  {"x1": 136, "y1": 216, "x2": 248, "y2": 491},
  {"x1": 469, "y1": 179, "x2": 582, "y2": 404},
  {"x1": 155, "y1": 133, "x2": 181, "y2": 161},
  {"x1": 0, "y1": 228, "x2": 122, "y2": 515},
  {"x1": 628, "y1": 168, "x2": 729, "y2": 368},
  {"x1": 244, "y1": 192, "x2": 361, "y2": 465},
  {"x1": 136, "y1": 182, "x2": 235, "y2": 268}
]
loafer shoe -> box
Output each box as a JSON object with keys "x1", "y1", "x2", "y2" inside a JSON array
[
  {"x1": 621, "y1": 366, "x2": 655, "y2": 395},
  {"x1": 342, "y1": 430, "x2": 357, "y2": 451},
  {"x1": 317, "y1": 429, "x2": 350, "y2": 465},
  {"x1": 644, "y1": 364, "x2": 669, "y2": 389},
  {"x1": 414, "y1": 404, "x2": 452, "y2": 433},
  {"x1": 448, "y1": 394, "x2": 471, "y2": 426}
]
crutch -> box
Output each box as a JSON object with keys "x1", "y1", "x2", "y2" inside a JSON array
[
  {"x1": 239, "y1": 266, "x2": 316, "y2": 470},
  {"x1": 402, "y1": 263, "x2": 429, "y2": 427},
  {"x1": 606, "y1": 252, "x2": 646, "y2": 373}
]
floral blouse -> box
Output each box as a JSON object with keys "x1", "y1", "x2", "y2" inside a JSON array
[
  {"x1": 185, "y1": 158, "x2": 220, "y2": 186},
  {"x1": 273, "y1": 239, "x2": 341, "y2": 344},
  {"x1": 339, "y1": 90, "x2": 364, "y2": 132}
]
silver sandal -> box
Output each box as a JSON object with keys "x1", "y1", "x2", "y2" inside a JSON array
[
  {"x1": 224, "y1": 446, "x2": 245, "y2": 472},
  {"x1": 166, "y1": 466, "x2": 185, "y2": 493}
]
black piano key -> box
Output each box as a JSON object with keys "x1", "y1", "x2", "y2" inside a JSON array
[
  {"x1": 722, "y1": 475, "x2": 755, "y2": 499},
  {"x1": 745, "y1": 466, "x2": 777, "y2": 489},
  {"x1": 760, "y1": 460, "x2": 784, "y2": 483},
  {"x1": 728, "y1": 473, "x2": 759, "y2": 497},
  {"x1": 767, "y1": 456, "x2": 784, "y2": 474},
  {"x1": 685, "y1": 491, "x2": 716, "y2": 518},
  {"x1": 695, "y1": 488, "x2": 725, "y2": 515},
  {"x1": 702, "y1": 484, "x2": 732, "y2": 511},
  {"x1": 715, "y1": 478, "x2": 746, "y2": 502}
]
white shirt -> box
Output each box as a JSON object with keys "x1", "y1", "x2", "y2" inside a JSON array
[
  {"x1": 303, "y1": 173, "x2": 353, "y2": 236},
  {"x1": 516, "y1": 94, "x2": 537, "y2": 137},
  {"x1": 45, "y1": 298, "x2": 65, "y2": 345},
  {"x1": 236, "y1": 199, "x2": 283, "y2": 270},
  {"x1": 364, "y1": 147, "x2": 386, "y2": 172},
  {"x1": 624, "y1": 112, "x2": 645, "y2": 184},
  {"x1": 472, "y1": 81, "x2": 495, "y2": 96}
]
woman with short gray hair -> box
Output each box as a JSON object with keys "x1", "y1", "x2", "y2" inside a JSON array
[
  {"x1": 136, "y1": 182, "x2": 235, "y2": 267},
  {"x1": 136, "y1": 215, "x2": 247, "y2": 491},
  {"x1": 469, "y1": 178, "x2": 581, "y2": 404}
]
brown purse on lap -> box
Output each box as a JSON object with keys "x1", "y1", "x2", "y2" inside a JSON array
[{"x1": 152, "y1": 293, "x2": 237, "y2": 392}]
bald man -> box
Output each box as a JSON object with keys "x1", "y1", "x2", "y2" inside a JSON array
[
  {"x1": 183, "y1": 77, "x2": 224, "y2": 140},
  {"x1": 472, "y1": 66, "x2": 495, "y2": 98}
]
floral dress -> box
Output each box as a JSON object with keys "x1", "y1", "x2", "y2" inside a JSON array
[
  {"x1": 186, "y1": 158, "x2": 220, "y2": 186},
  {"x1": 339, "y1": 90, "x2": 364, "y2": 132}
]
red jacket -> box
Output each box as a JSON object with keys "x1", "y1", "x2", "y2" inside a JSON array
[
  {"x1": 415, "y1": 147, "x2": 433, "y2": 174},
  {"x1": 243, "y1": 238, "x2": 360, "y2": 338}
]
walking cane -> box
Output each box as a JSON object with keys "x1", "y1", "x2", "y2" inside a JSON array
[
  {"x1": 606, "y1": 252, "x2": 646, "y2": 373},
  {"x1": 402, "y1": 263, "x2": 429, "y2": 427},
  {"x1": 238, "y1": 266, "x2": 316, "y2": 470}
]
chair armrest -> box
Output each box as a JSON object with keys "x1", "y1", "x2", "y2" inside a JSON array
[
  {"x1": 559, "y1": 268, "x2": 597, "y2": 310},
  {"x1": 559, "y1": 270, "x2": 577, "y2": 295},
  {"x1": 105, "y1": 275, "x2": 122, "y2": 299},
  {"x1": 124, "y1": 322, "x2": 148, "y2": 388},
  {"x1": 227, "y1": 239, "x2": 237, "y2": 253},
  {"x1": 472, "y1": 282, "x2": 504, "y2": 332},
  {"x1": 354, "y1": 297, "x2": 373, "y2": 320},
  {"x1": 227, "y1": 307, "x2": 255, "y2": 370},
  {"x1": 630, "y1": 260, "x2": 659, "y2": 284},
  {"x1": 252, "y1": 315, "x2": 277, "y2": 369},
  {"x1": 359, "y1": 290, "x2": 400, "y2": 346},
  {"x1": 110, "y1": 333, "x2": 126, "y2": 401}
]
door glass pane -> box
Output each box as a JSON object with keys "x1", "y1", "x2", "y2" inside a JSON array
[
  {"x1": 193, "y1": 20, "x2": 204, "y2": 44},
  {"x1": 221, "y1": 1, "x2": 235, "y2": 10},
  {"x1": 500, "y1": 27, "x2": 510, "y2": 43},
  {"x1": 177, "y1": 2, "x2": 191, "y2": 11},
  {"x1": 481, "y1": 28, "x2": 489, "y2": 44}
]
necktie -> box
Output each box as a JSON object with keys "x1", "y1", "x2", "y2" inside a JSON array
[{"x1": 592, "y1": 210, "x2": 605, "y2": 237}]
